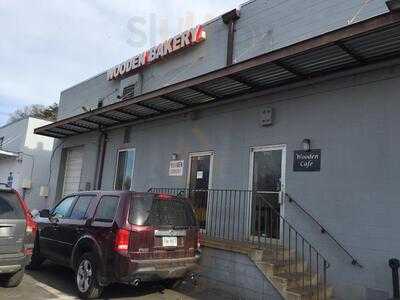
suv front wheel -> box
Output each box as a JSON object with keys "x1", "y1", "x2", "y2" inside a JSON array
[{"x1": 75, "y1": 253, "x2": 103, "y2": 299}]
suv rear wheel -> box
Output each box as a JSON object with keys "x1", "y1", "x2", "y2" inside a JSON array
[{"x1": 75, "y1": 253, "x2": 103, "y2": 299}]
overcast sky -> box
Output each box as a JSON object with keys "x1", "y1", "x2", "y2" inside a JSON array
[{"x1": 0, "y1": 0, "x2": 244, "y2": 126}]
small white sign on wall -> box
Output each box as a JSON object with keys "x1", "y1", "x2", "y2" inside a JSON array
[{"x1": 169, "y1": 160, "x2": 184, "y2": 176}]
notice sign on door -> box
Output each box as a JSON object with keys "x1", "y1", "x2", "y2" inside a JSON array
[
  {"x1": 293, "y1": 150, "x2": 321, "y2": 172},
  {"x1": 169, "y1": 160, "x2": 184, "y2": 176}
]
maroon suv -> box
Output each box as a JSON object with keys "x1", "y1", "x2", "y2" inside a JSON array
[{"x1": 30, "y1": 191, "x2": 200, "y2": 299}]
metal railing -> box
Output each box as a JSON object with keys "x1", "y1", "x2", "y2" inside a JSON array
[
  {"x1": 150, "y1": 187, "x2": 329, "y2": 299},
  {"x1": 285, "y1": 193, "x2": 362, "y2": 268}
]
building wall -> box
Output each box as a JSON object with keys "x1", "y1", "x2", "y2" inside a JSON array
[
  {"x1": 201, "y1": 247, "x2": 283, "y2": 299},
  {"x1": 49, "y1": 61, "x2": 400, "y2": 299},
  {"x1": 56, "y1": 0, "x2": 388, "y2": 120},
  {"x1": 234, "y1": 0, "x2": 388, "y2": 63},
  {"x1": 0, "y1": 118, "x2": 55, "y2": 209},
  {"x1": 0, "y1": 118, "x2": 28, "y2": 152},
  {"x1": 48, "y1": 131, "x2": 100, "y2": 205},
  {"x1": 0, "y1": 119, "x2": 28, "y2": 193},
  {"x1": 58, "y1": 72, "x2": 120, "y2": 120},
  {"x1": 21, "y1": 118, "x2": 54, "y2": 209}
]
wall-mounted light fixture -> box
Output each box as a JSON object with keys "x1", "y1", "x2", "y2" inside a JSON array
[
  {"x1": 171, "y1": 153, "x2": 178, "y2": 160},
  {"x1": 302, "y1": 139, "x2": 311, "y2": 151}
]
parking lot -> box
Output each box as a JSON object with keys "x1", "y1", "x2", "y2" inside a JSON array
[{"x1": 0, "y1": 261, "x2": 231, "y2": 300}]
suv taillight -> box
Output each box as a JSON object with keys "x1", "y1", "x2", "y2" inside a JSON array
[
  {"x1": 16, "y1": 193, "x2": 37, "y2": 255},
  {"x1": 26, "y1": 217, "x2": 37, "y2": 235},
  {"x1": 114, "y1": 228, "x2": 130, "y2": 252},
  {"x1": 19, "y1": 199, "x2": 37, "y2": 234}
]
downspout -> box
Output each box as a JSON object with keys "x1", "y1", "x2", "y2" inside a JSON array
[
  {"x1": 96, "y1": 130, "x2": 108, "y2": 190},
  {"x1": 93, "y1": 132, "x2": 103, "y2": 189},
  {"x1": 222, "y1": 9, "x2": 240, "y2": 66}
]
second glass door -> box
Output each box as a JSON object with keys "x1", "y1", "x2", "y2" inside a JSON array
[{"x1": 250, "y1": 145, "x2": 285, "y2": 239}]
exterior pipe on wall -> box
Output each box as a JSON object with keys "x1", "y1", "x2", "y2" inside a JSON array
[
  {"x1": 93, "y1": 132, "x2": 103, "y2": 190},
  {"x1": 96, "y1": 131, "x2": 108, "y2": 190},
  {"x1": 222, "y1": 9, "x2": 240, "y2": 66}
]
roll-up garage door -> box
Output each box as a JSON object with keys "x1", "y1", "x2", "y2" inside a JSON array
[{"x1": 62, "y1": 147, "x2": 83, "y2": 197}]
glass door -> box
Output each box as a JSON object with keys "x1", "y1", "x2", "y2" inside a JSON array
[
  {"x1": 249, "y1": 145, "x2": 286, "y2": 239},
  {"x1": 187, "y1": 152, "x2": 214, "y2": 229}
]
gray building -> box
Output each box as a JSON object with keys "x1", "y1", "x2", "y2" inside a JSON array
[
  {"x1": 35, "y1": 1, "x2": 400, "y2": 299},
  {"x1": 0, "y1": 117, "x2": 55, "y2": 209}
]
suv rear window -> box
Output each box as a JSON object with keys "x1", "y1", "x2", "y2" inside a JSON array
[
  {"x1": 0, "y1": 191, "x2": 24, "y2": 219},
  {"x1": 129, "y1": 194, "x2": 197, "y2": 227}
]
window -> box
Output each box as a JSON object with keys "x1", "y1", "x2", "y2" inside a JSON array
[
  {"x1": 52, "y1": 196, "x2": 76, "y2": 219},
  {"x1": 69, "y1": 195, "x2": 95, "y2": 220},
  {"x1": 0, "y1": 191, "x2": 24, "y2": 219},
  {"x1": 114, "y1": 149, "x2": 135, "y2": 190},
  {"x1": 94, "y1": 196, "x2": 119, "y2": 222},
  {"x1": 129, "y1": 194, "x2": 197, "y2": 227}
]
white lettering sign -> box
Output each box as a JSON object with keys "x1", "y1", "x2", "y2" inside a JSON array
[
  {"x1": 169, "y1": 160, "x2": 184, "y2": 176},
  {"x1": 107, "y1": 25, "x2": 206, "y2": 81}
]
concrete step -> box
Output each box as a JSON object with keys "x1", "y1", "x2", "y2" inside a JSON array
[
  {"x1": 255, "y1": 259, "x2": 307, "y2": 278},
  {"x1": 262, "y1": 256, "x2": 309, "y2": 274},
  {"x1": 203, "y1": 238, "x2": 257, "y2": 255},
  {"x1": 273, "y1": 271, "x2": 318, "y2": 290},
  {"x1": 286, "y1": 285, "x2": 333, "y2": 300},
  {"x1": 204, "y1": 237, "x2": 334, "y2": 300},
  {"x1": 250, "y1": 246, "x2": 297, "y2": 262}
]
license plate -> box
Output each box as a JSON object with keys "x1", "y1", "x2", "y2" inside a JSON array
[{"x1": 162, "y1": 236, "x2": 177, "y2": 247}]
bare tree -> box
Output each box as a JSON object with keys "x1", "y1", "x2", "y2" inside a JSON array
[{"x1": 8, "y1": 103, "x2": 58, "y2": 123}]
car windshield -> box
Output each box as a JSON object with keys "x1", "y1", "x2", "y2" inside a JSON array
[
  {"x1": 129, "y1": 194, "x2": 197, "y2": 227},
  {"x1": 0, "y1": 190, "x2": 24, "y2": 219}
]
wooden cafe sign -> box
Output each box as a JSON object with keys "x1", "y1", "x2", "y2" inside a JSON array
[{"x1": 293, "y1": 149, "x2": 321, "y2": 172}]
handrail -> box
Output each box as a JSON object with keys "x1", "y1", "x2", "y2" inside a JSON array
[
  {"x1": 284, "y1": 192, "x2": 362, "y2": 268},
  {"x1": 150, "y1": 187, "x2": 331, "y2": 298}
]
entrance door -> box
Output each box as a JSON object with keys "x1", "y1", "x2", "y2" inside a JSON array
[
  {"x1": 62, "y1": 147, "x2": 83, "y2": 197},
  {"x1": 187, "y1": 151, "x2": 214, "y2": 229},
  {"x1": 249, "y1": 145, "x2": 286, "y2": 239}
]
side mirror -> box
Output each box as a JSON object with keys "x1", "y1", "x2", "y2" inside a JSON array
[{"x1": 39, "y1": 209, "x2": 50, "y2": 218}]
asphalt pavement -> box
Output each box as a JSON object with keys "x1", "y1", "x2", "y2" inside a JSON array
[{"x1": 0, "y1": 261, "x2": 233, "y2": 300}]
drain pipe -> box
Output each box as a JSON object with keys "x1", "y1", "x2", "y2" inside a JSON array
[
  {"x1": 222, "y1": 9, "x2": 240, "y2": 66},
  {"x1": 96, "y1": 130, "x2": 108, "y2": 190},
  {"x1": 389, "y1": 258, "x2": 400, "y2": 299}
]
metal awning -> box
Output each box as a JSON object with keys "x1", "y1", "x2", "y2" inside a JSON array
[
  {"x1": 35, "y1": 11, "x2": 400, "y2": 138},
  {"x1": 0, "y1": 149, "x2": 19, "y2": 159}
]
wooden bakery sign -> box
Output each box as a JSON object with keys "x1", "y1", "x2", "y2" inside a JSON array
[{"x1": 107, "y1": 25, "x2": 206, "y2": 81}]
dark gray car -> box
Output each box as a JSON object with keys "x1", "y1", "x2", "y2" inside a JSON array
[{"x1": 0, "y1": 186, "x2": 36, "y2": 287}]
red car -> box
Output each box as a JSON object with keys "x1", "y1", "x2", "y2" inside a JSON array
[{"x1": 31, "y1": 191, "x2": 200, "y2": 299}]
